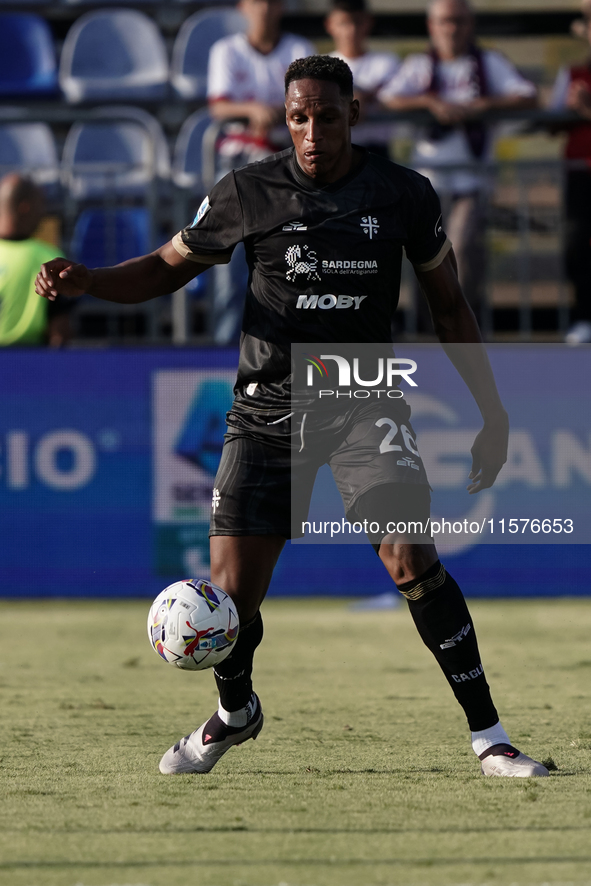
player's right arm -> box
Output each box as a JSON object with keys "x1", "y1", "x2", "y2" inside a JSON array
[
  {"x1": 38, "y1": 172, "x2": 244, "y2": 304},
  {"x1": 416, "y1": 250, "x2": 509, "y2": 495},
  {"x1": 35, "y1": 240, "x2": 209, "y2": 304}
]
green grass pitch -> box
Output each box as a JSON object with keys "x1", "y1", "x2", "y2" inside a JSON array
[{"x1": 1, "y1": 596, "x2": 591, "y2": 886}]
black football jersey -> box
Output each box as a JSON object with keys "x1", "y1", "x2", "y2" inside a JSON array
[{"x1": 173, "y1": 147, "x2": 449, "y2": 404}]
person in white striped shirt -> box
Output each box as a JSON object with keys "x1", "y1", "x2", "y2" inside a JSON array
[
  {"x1": 380, "y1": 0, "x2": 536, "y2": 328},
  {"x1": 206, "y1": 0, "x2": 315, "y2": 345}
]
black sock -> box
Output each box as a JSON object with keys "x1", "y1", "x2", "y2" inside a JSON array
[
  {"x1": 398, "y1": 561, "x2": 498, "y2": 731},
  {"x1": 214, "y1": 611, "x2": 263, "y2": 712}
]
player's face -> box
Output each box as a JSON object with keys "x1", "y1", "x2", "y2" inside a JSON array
[
  {"x1": 285, "y1": 79, "x2": 359, "y2": 184},
  {"x1": 428, "y1": 0, "x2": 474, "y2": 60}
]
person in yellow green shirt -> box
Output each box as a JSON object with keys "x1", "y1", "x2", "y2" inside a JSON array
[{"x1": 0, "y1": 173, "x2": 70, "y2": 346}]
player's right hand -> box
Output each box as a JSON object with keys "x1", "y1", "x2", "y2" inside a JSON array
[{"x1": 35, "y1": 258, "x2": 91, "y2": 301}]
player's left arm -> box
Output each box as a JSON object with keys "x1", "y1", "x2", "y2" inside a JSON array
[{"x1": 415, "y1": 250, "x2": 509, "y2": 494}]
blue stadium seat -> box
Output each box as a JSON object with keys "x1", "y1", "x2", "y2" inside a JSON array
[
  {"x1": 92, "y1": 106, "x2": 171, "y2": 181},
  {"x1": 184, "y1": 271, "x2": 210, "y2": 300},
  {"x1": 71, "y1": 207, "x2": 150, "y2": 268},
  {"x1": 0, "y1": 120, "x2": 59, "y2": 186},
  {"x1": 59, "y1": 9, "x2": 168, "y2": 103},
  {"x1": 62, "y1": 112, "x2": 169, "y2": 199},
  {"x1": 170, "y1": 8, "x2": 246, "y2": 101},
  {"x1": 172, "y1": 109, "x2": 213, "y2": 192},
  {"x1": 0, "y1": 14, "x2": 58, "y2": 97}
]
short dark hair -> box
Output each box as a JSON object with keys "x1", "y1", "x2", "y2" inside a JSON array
[
  {"x1": 285, "y1": 55, "x2": 354, "y2": 99},
  {"x1": 329, "y1": 0, "x2": 368, "y2": 13}
]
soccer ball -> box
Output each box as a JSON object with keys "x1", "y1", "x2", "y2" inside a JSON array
[{"x1": 147, "y1": 579, "x2": 239, "y2": 671}]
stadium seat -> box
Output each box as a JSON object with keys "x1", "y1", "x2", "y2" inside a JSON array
[
  {"x1": 91, "y1": 106, "x2": 171, "y2": 181},
  {"x1": 59, "y1": 9, "x2": 168, "y2": 103},
  {"x1": 172, "y1": 109, "x2": 213, "y2": 192},
  {"x1": 170, "y1": 8, "x2": 247, "y2": 101},
  {"x1": 0, "y1": 120, "x2": 59, "y2": 186},
  {"x1": 62, "y1": 111, "x2": 169, "y2": 200},
  {"x1": 0, "y1": 14, "x2": 58, "y2": 97},
  {"x1": 71, "y1": 207, "x2": 150, "y2": 267}
]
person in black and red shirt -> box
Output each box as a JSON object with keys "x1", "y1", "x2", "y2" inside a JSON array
[
  {"x1": 36, "y1": 55, "x2": 548, "y2": 779},
  {"x1": 551, "y1": 8, "x2": 591, "y2": 343},
  {"x1": 381, "y1": 0, "x2": 536, "y2": 327}
]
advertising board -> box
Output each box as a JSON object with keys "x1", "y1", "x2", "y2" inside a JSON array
[{"x1": 0, "y1": 346, "x2": 589, "y2": 597}]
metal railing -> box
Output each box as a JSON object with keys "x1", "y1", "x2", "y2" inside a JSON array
[{"x1": 0, "y1": 105, "x2": 584, "y2": 344}]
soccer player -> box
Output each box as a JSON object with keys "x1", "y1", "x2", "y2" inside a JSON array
[{"x1": 36, "y1": 56, "x2": 548, "y2": 779}]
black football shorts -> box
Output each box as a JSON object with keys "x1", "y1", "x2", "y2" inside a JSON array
[{"x1": 209, "y1": 396, "x2": 431, "y2": 544}]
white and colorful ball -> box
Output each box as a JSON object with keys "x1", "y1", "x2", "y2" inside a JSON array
[{"x1": 147, "y1": 579, "x2": 239, "y2": 670}]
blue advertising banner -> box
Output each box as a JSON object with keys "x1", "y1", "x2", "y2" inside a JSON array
[{"x1": 0, "y1": 346, "x2": 589, "y2": 598}]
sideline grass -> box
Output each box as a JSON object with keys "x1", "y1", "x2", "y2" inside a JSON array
[{"x1": 0, "y1": 597, "x2": 590, "y2": 886}]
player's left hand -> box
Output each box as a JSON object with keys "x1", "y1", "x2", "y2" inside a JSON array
[{"x1": 467, "y1": 410, "x2": 509, "y2": 494}]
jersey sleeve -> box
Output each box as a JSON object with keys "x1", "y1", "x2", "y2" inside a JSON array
[
  {"x1": 484, "y1": 50, "x2": 536, "y2": 98},
  {"x1": 404, "y1": 176, "x2": 451, "y2": 271},
  {"x1": 172, "y1": 171, "x2": 244, "y2": 264}
]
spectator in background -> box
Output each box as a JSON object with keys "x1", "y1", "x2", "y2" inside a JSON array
[
  {"x1": 550, "y1": 3, "x2": 591, "y2": 344},
  {"x1": 325, "y1": 0, "x2": 399, "y2": 156},
  {"x1": 206, "y1": 0, "x2": 314, "y2": 345},
  {"x1": 0, "y1": 174, "x2": 70, "y2": 347},
  {"x1": 570, "y1": 0, "x2": 591, "y2": 39},
  {"x1": 208, "y1": 0, "x2": 314, "y2": 168},
  {"x1": 380, "y1": 0, "x2": 536, "y2": 329}
]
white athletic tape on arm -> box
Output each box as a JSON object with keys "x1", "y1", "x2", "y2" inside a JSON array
[
  {"x1": 412, "y1": 237, "x2": 452, "y2": 273},
  {"x1": 171, "y1": 232, "x2": 232, "y2": 265}
]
